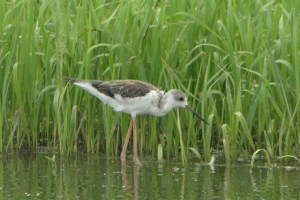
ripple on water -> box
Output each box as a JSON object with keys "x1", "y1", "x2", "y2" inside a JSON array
[{"x1": 0, "y1": 154, "x2": 299, "y2": 199}]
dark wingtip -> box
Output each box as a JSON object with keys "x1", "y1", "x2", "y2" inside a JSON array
[
  {"x1": 63, "y1": 76, "x2": 80, "y2": 83},
  {"x1": 63, "y1": 76, "x2": 104, "y2": 87}
]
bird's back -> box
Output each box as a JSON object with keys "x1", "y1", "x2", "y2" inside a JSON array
[
  {"x1": 96, "y1": 80, "x2": 160, "y2": 99},
  {"x1": 65, "y1": 77, "x2": 163, "y2": 117}
]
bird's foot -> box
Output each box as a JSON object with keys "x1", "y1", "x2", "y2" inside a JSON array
[
  {"x1": 134, "y1": 158, "x2": 142, "y2": 166},
  {"x1": 121, "y1": 160, "x2": 127, "y2": 166}
]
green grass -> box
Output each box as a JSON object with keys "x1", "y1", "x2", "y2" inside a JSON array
[{"x1": 0, "y1": 0, "x2": 300, "y2": 164}]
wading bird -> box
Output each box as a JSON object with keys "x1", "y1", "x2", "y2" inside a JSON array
[{"x1": 65, "y1": 77, "x2": 208, "y2": 166}]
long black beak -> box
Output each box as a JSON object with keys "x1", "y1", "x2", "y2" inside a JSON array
[{"x1": 185, "y1": 105, "x2": 209, "y2": 125}]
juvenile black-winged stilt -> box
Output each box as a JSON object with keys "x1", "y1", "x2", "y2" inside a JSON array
[{"x1": 65, "y1": 77, "x2": 209, "y2": 166}]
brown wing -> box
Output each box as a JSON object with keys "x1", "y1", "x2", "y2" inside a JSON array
[{"x1": 95, "y1": 80, "x2": 159, "y2": 98}]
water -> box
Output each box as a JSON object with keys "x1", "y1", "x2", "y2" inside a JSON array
[{"x1": 0, "y1": 154, "x2": 299, "y2": 199}]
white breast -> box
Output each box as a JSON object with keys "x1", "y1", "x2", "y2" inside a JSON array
[{"x1": 114, "y1": 90, "x2": 164, "y2": 117}]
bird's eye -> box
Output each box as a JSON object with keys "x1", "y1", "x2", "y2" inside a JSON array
[{"x1": 179, "y1": 97, "x2": 184, "y2": 101}]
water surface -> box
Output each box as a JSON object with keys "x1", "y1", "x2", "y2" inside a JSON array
[{"x1": 0, "y1": 154, "x2": 299, "y2": 199}]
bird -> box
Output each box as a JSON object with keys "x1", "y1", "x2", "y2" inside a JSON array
[{"x1": 64, "y1": 77, "x2": 209, "y2": 166}]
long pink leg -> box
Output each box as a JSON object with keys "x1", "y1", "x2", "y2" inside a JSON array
[
  {"x1": 132, "y1": 118, "x2": 142, "y2": 166},
  {"x1": 120, "y1": 118, "x2": 133, "y2": 164}
]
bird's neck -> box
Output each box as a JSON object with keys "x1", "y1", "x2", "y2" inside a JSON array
[{"x1": 155, "y1": 92, "x2": 174, "y2": 117}]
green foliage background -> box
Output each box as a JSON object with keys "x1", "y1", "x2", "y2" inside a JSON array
[{"x1": 0, "y1": 0, "x2": 299, "y2": 163}]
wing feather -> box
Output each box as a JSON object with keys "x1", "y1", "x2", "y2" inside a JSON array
[{"x1": 96, "y1": 80, "x2": 159, "y2": 98}]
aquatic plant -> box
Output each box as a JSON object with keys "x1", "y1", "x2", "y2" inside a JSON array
[{"x1": 0, "y1": 0, "x2": 299, "y2": 164}]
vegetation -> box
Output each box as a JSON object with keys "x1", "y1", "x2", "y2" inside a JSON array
[{"x1": 0, "y1": 0, "x2": 299, "y2": 164}]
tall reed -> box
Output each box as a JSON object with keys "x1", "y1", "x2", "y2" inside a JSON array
[{"x1": 0, "y1": 0, "x2": 299, "y2": 164}]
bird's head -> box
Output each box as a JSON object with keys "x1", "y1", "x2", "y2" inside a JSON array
[{"x1": 166, "y1": 90, "x2": 209, "y2": 125}]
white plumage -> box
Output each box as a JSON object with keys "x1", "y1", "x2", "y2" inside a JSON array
[
  {"x1": 73, "y1": 81, "x2": 187, "y2": 118},
  {"x1": 65, "y1": 77, "x2": 208, "y2": 166}
]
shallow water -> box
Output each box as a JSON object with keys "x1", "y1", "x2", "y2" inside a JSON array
[{"x1": 0, "y1": 154, "x2": 299, "y2": 199}]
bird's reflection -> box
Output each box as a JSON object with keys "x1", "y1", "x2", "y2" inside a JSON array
[{"x1": 121, "y1": 164, "x2": 140, "y2": 200}]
